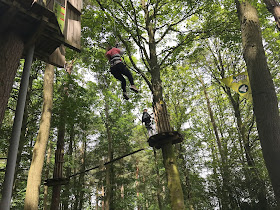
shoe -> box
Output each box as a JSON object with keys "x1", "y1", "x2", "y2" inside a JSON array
[
  {"x1": 123, "y1": 92, "x2": 129, "y2": 100},
  {"x1": 130, "y1": 85, "x2": 139, "y2": 93}
]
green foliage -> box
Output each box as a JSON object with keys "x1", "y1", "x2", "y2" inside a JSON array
[{"x1": 1, "y1": 0, "x2": 280, "y2": 209}]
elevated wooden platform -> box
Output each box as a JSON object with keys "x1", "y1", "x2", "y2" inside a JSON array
[
  {"x1": 147, "y1": 131, "x2": 183, "y2": 149},
  {"x1": 44, "y1": 178, "x2": 69, "y2": 186},
  {"x1": 0, "y1": 0, "x2": 81, "y2": 67},
  {"x1": 0, "y1": 0, "x2": 63, "y2": 62}
]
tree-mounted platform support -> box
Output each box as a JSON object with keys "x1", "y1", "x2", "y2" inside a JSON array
[
  {"x1": 44, "y1": 177, "x2": 69, "y2": 186},
  {"x1": 147, "y1": 131, "x2": 183, "y2": 149}
]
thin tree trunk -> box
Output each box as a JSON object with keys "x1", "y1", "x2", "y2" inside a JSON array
[
  {"x1": 62, "y1": 124, "x2": 74, "y2": 210},
  {"x1": 200, "y1": 78, "x2": 237, "y2": 209},
  {"x1": 78, "y1": 140, "x2": 86, "y2": 210},
  {"x1": 50, "y1": 112, "x2": 66, "y2": 210},
  {"x1": 135, "y1": 163, "x2": 141, "y2": 210},
  {"x1": 102, "y1": 186, "x2": 105, "y2": 210},
  {"x1": 210, "y1": 141, "x2": 222, "y2": 209},
  {"x1": 24, "y1": 64, "x2": 55, "y2": 210},
  {"x1": 43, "y1": 142, "x2": 52, "y2": 210},
  {"x1": 152, "y1": 149, "x2": 163, "y2": 210},
  {"x1": 104, "y1": 102, "x2": 114, "y2": 210},
  {"x1": 236, "y1": 0, "x2": 280, "y2": 206},
  {"x1": 0, "y1": 32, "x2": 24, "y2": 127},
  {"x1": 96, "y1": 186, "x2": 99, "y2": 210},
  {"x1": 176, "y1": 145, "x2": 194, "y2": 210},
  {"x1": 225, "y1": 87, "x2": 269, "y2": 208},
  {"x1": 73, "y1": 138, "x2": 79, "y2": 210}
]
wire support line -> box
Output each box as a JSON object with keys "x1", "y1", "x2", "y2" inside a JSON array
[{"x1": 68, "y1": 148, "x2": 146, "y2": 179}]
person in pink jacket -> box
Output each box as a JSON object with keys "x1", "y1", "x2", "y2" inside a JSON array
[{"x1": 105, "y1": 46, "x2": 138, "y2": 100}]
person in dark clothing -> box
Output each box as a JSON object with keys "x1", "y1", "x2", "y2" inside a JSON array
[
  {"x1": 105, "y1": 46, "x2": 138, "y2": 100},
  {"x1": 142, "y1": 109, "x2": 155, "y2": 137}
]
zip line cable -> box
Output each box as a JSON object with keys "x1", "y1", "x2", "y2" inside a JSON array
[{"x1": 68, "y1": 147, "x2": 147, "y2": 179}]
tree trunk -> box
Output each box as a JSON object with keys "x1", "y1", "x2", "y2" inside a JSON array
[
  {"x1": 263, "y1": 0, "x2": 280, "y2": 31},
  {"x1": 0, "y1": 32, "x2": 24, "y2": 127},
  {"x1": 43, "y1": 142, "x2": 52, "y2": 210},
  {"x1": 62, "y1": 124, "x2": 74, "y2": 210},
  {"x1": 135, "y1": 163, "x2": 141, "y2": 210},
  {"x1": 78, "y1": 140, "x2": 86, "y2": 210},
  {"x1": 153, "y1": 149, "x2": 163, "y2": 210},
  {"x1": 96, "y1": 186, "x2": 99, "y2": 210},
  {"x1": 200, "y1": 78, "x2": 238, "y2": 209},
  {"x1": 225, "y1": 87, "x2": 269, "y2": 208},
  {"x1": 176, "y1": 145, "x2": 194, "y2": 210},
  {"x1": 142, "y1": 5, "x2": 184, "y2": 207},
  {"x1": 102, "y1": 186, "x2": 105, "y2": 210},
  {"x1": 24, "y1": 64, "x2": 55, "y2": 210},
  {"x1": 160, "y1": 141, "x2": 184, "y2": 209},
  {"x1": 236, "y1": 0, "x2": 280, "y2": 205},
  {"x1": 50, "y1": 111, "x2": 66, "y2": 210},
  {"x1": 104, "y1": 102, "x2": 114, "y2": 210}
]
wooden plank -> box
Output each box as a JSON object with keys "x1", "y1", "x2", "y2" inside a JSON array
[
  {"x1": 67, "y1": 0, "x2": 82, "y2": 13},
  {"x1": 147, "y1": 131, "x2": 183, "y2": 149},
  {"x1": 64, "y1": 1, "x2": 81, "y2": 50},
  {"x1": 48, "y1": 45, "x2": 65, "y2": 67},
  {"x1": 25, "y1": 16, "x2": 48, "y2": 49},
  {"x1": 0, "y1": 1, "x2": 19, "y2": 33}
]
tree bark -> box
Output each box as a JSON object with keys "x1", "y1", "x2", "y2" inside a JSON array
[
  {"x1": 200, "y1": 78, "x2": 238, "y2": 208},
  {"x1": 95, "y1": 186, "x2": 99, "y2": 210},
  {"x1": 78, "y1": 140, "x2": 86, "y2": 210},
  {"x1": 43, "y1": 142, "x2": 52, "y2": 210},
  {"x1": 236, "y1": 0, "x2": 280, "y2": 206},
  {"x1": 104, "y1": 101, "x2": 114, "y2": 210},
  {"x1": 62, "y1": 124, "x2": 74, "y2": 210},
  {"x1": 225, "y1": 87, "x2": 269, "y2": 208},
  {"x1": 153, "y1": 149, "x2": 163, "y2": 210},
  {"x1": 102, "y1": 186, "x2": 105, "y2": 210},
  {"x1": 50, "y1": 106, "x2": 66, "y2": 210},
  {"x1": 24, "y1": 64, "x2": 55, "y2": 210},
  {"x1": 0, "y1": 32, "x2": 24, "y2": 127},
  {"x1": 140, "y1": 0, "x2": 185, "y2": 207},
  {"x1": 263, "y1": 0, "x2": 280, "y2": 31}
]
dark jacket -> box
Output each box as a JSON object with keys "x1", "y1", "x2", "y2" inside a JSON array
[{"x1": 142, "y1": 112, "x2": 151, "y2": 125}]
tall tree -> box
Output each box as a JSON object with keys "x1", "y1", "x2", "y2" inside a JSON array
[
  {"x1": 235, "y1": 0, "x2": 280, "y2": 205},
  {"x1": 104, "y1": 100, "x2": 114, "y2": 210},
  {"x1": 90, "y1": 0, "x2": 211, "y2": 207},
  {"x1": 24, "y1": 64, "x2": 55, "y2": 210},
  {"x1": 199, "y1": 77, "x2": 237, "y2": 209}
]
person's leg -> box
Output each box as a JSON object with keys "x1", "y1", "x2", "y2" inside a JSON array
[
  {"x1": 110, "y1": 65, "x2": 127, "y2": 93},
  {"x1": 119, "y1": 63, "x2": 139, "y2": 93},
  {"x1": 110, "y1": 65, "x2": 129, "y2": 99},
  {"x1": 146, "y1": 125, "x2": 153, "y2": 137},
  {"x1": 119, "y1": 63, "x2": 134, "y2": 85}
]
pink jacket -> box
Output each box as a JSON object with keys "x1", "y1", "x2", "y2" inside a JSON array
[{"x1": 106, "y1": 48, "x2": 123, "y2": 66}]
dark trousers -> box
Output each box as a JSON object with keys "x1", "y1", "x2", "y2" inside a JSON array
[{"x1": 110, "y1": 63, "x2": 134, "y2": 93}]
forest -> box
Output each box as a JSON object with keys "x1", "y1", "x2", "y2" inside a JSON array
[{"x1": 1, "y1": 0, "x2": 280, "y2": 209}]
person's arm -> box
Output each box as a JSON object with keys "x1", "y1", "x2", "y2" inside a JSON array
[{"x1": 105, "y1": 51, "x2": 111, "y2": 60}]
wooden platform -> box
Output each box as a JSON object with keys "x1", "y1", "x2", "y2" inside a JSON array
[
  {"x1": 44, "y1": 178, "x2": 69, "y2": 186},
  {"x1": 147, "y1": 131, "x2": 183, "y2": 149}
]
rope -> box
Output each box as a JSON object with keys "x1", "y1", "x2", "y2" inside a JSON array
[{"x1": 68, "y1": 148, "x2": 146, "y2": 178}]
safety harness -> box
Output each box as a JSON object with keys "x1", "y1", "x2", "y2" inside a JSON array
[{"x1": 110, "y1": 53, "x2": 122, "y2": 66}]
